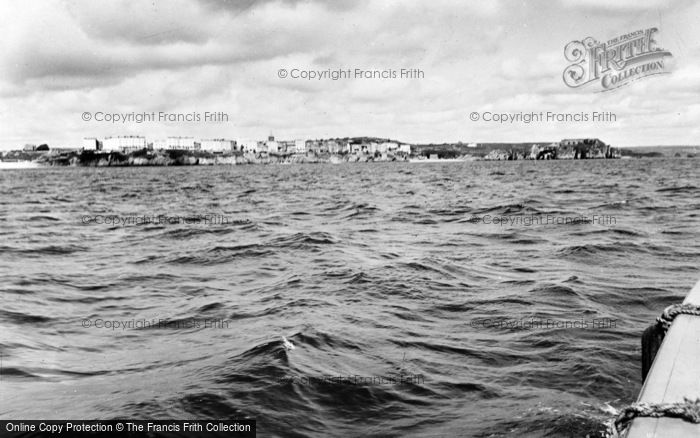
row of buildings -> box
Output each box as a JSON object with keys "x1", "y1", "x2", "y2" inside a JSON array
[
  {"x1": 81, "y1": 136, "x2": 413, "y2": 156},
  {"x1": 82, "y1": 136, "x2": 236, "y2": 153},
  {"x1": 78, "y1": 136, "x2": 614, "y2": 159}
]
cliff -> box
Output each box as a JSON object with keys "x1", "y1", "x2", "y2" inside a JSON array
[{"x1": 35, "y1": 149, "x2": 406, "y2": 167}]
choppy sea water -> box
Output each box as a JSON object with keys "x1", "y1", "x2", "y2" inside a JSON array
[{"x1": 0, "y1": 159, "x2": 698, "y2": 437}]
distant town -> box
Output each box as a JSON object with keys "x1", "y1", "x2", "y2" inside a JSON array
[
  {"x1": 0, "y1": 135, "x2": 635, "y2": 167},
  {"x1": 2, "y1": 135, "x2": 695, "y2": 167}
]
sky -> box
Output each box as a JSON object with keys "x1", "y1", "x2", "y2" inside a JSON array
[{"x1": 0, "y1": 0, "x2": 699, "y2": 149}]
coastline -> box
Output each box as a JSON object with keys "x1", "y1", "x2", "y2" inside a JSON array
[{"x1": 0, "y1": 145, "x2": 696, "y2": 168}]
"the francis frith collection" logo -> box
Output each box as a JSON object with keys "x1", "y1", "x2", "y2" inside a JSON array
[{"x1": 563, "y1": 28, "x2": 673, "y2": 92}]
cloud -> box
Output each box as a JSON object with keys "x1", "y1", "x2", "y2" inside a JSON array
[
  {"x1": 65, "y1": 0, "x2": 213, "y2": 45},
  {"x1": 0, "y1": 0, "x2": 504, "y2": 90},
  {"x1": 0, "y1": 0, "x2": 698, "y2": 148}
]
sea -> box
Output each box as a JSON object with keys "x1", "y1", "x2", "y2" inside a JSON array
[{"x1": 0, "y1": 159, "x2": 698, "y2": 437}]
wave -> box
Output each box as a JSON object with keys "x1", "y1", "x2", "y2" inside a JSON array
[
  {"x1": 0, "y1": 244, "x2": 87, "y2": 256},
  {"x1": 0, "y1": 309, "x2": 53, "y2": 325},
  {"x1": 3, "y1": 160, "x2": 699, "y2": 436},
  {"x1": 656, "y1": 185, "x2": 698, "y2": 193}
]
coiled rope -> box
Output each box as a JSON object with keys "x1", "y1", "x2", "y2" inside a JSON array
[
  {"x1": 642, "y1": 303, "x2": 700, "y2": 381},
  {"x1": 615, "y1": 398, "x2": 700, "y2": 434},
  {"x1": 619, "y1": 303, "x2": 700, "y2": 433},
  {"x1": 656, "y1": 303, "x2": 700, "y2": 331}
]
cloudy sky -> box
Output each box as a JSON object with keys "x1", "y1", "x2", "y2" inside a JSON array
[{"x1": 1, "y1": 0, "x2": 698, "y2": 149}]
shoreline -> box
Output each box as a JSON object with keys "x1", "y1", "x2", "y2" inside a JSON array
[
  {"x1": 0, "y1": 155, "x2": 692, "y2": 168},
  {"x1": 1, "y1": 146, "x2": 696, "y2": 168},
  {"x1": 0, "y1": 150, "x2": 616, "y2": 168}
]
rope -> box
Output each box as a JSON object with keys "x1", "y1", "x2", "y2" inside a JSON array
[
  {"x1": 625, "y1": 303, "x2": 700, "y2": 431},
  {"x1": 615, "y1": 398, "x2": 700, "y2": 434},
  {"x1": 656, "y1": 303, "x2": 700, "y2": 331}
]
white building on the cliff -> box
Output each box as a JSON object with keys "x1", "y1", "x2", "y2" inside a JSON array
[
  {"x1": 153, "y1": 137, "x2": 197, "y2": 150},
  {"x1": 380, "y1": 142, "x2": 398, "y2": 153},
  {"x1": 237, "y1": 139, "x2": 259, "y2": 153},
  {"x1": 200, "y1": 139, "x2": 235, "y2": 153},
  {"x1": 103, "y1": 136, "x2": 147, "y2": 152},
  {"x1": 265, "y1": 135, "x2": 279, "y2": 154},
  {"x1": 82, "y1": 138, "x2": 100, "y2": 151},
  {"x1": 294, "y1": 139, "x2": 306, "y2": 154},
  {"x1": 277, "y1": 140, "x2": 294, "y2": 153}
]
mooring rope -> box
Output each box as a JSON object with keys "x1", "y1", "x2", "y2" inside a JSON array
[
  {"x1": 615, "y1": 398, "x2": 700, "y2": 434},
  {"x1": 620, "y1": 303, "x2": 700, "y2": 433},
  {"x1": 656, "y1": 303, "x2": 700, "y2": 331},
  {"x1": 643, "y1": 304, "x2": 700, "y2": 380}
]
